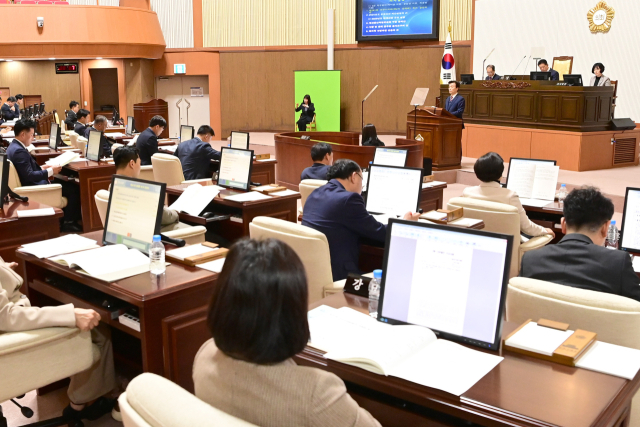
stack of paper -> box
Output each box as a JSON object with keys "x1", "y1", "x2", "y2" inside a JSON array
[
  {"x1": 19, "y1": 235, "x2": 99, "y2": 259},
  {"x1": 166, "y1": 244, "x2": 219, "y2": 261},
  {"x1": 422, "y1": 180, "x2": 447, "y2": 189},
  {"x1": 161, "y1": 145, "x2": 178, "y2": 153},
  {"x1": 16, "y1": 208, "x2": 56, "y2": 218},
  {"x1": 270, "y1": 189, "x2": 300, "y2": 197},
  {"x1": 196, "y1": 257, "x2": 226, "y2": 273},
  {"x1": 575, "y1": 341, "x2": 640, "y2": 380},
  {"x1": 224, "y1": 192, "x2": 272, "y2": 203},
  {"x1": 168, "y1": 183, "x2": 223, "y2": 216},
  {"x1": 45, "y1": 151, "x2": 80, "y2": 167},
  {"x1": 505, "y1": 322, "x2": 574, "y2": 356}
]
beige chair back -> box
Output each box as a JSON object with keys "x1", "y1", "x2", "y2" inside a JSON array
[
  {"x1": 68, "y1": 131, "x2": 79, "y2": 148},
  {"x1": 249, "y1": 216, "x2": 333, "y2": 303},
  {"x1": 7, "y1": 161, "x2": 22, "y2": 189},
  {"x1": 95, "y1": 189, "x2": 110, "y2": 226},
  {"x1": 299, "y1": 179, "x2": 327, "y2": 211},
  {"x1": 552, "y1": 56, "x2": 573, "y2": 80},
  {"x1": 76, "y1": 137, "x2": 88, "y2": 156},
  {"x1": 111, "y1": 143, "x2": 124, "y2": 154},
  {"x1": 448, "y1": 197, "x2": 521, "y2": 277},
  {"x1": 151, "y1": 153, "x2": 185, "y2": 186},
  {"x1": 139, "y1": 165, "x2": 155, "y2": 182}
]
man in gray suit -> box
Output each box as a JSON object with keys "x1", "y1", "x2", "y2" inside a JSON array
[{"x1": 520, "y1": 187, "x2": 640, "y2": 302}]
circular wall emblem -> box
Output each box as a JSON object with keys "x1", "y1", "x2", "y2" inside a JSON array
[{"x1": 587, "y1": 1, "x2": 615, "y2": 33}]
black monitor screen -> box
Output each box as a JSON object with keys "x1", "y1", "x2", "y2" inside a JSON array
[
  {"x1": 0, "y1": 153, "x2": 9, "y2": 205},
  {"x1": 530, "y1": 72, "x2": 551, "y2": 81},
  {"x1": 563, "y1": 74, "x2": 583, "y2": 86},
  {"x1": 356, "y1": 0, "x2": 440, "y2": 42},
  {"x1": 461, "y1": 74, "x2": 475, "y2": 84}
]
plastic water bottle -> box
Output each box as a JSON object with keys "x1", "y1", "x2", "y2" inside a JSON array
[
  {"x1": 369, "y1": 270, "x2": 382, "y2": 318},
  {"x1": 606, "y1": 220, "x2": 619, "y2": 249},
  {"x1": 149, "y1": 235, "x2": 166, "y2": 275},
  {"x1": 557, "y1": 184, "x2": 568, "y2": 204}
]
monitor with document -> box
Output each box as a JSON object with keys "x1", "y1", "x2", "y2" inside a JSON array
[
  {"x1": 103, "y1": 176, "x2": 166, "y2": 254},
  {"x1": 218, "y1": 147, "x2": 254, "y2": 191},
  {"x1": 505, "y1": 158, "x2": 556, "y2": 186},
  {"x1": 373, "y1": 147, "x2": 409, "y2": 167},
  {"x1": 49, "y1": 123, "x2": 60, "y2": 150},
  {"x1": 365, "y1": 165, "x2": 422, "y2": 216},
  {"x1": 86, "y1": 130, "x2": 102, "y2": 161},
  {"x1": 126, "y1": 116, "x2": 135, "y2": 135},
  {"x1": 0, "y1": 153, "x2": 9, "y2": 205},
  {"x1": 378, "y1": 220, "x2": 513, "y2": 350},
  {"x1": 620, "y1": 187, "x2": 640, "y2": 254},
  {"x1": 180, "y1": 125, "x2": 194, "y2": 143},
  {"x1": 230, "y1": 131, "x2": 250, "y2": 150}
]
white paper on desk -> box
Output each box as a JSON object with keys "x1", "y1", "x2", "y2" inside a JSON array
[
  {"x1": 105, "y1": 132, "x2": 126, "y2": 138},
  {"x1": 33, "y1": 146, "x2": 51, "y2": 151},
  {"x1": 449, "y1": 218, "x2": 483, "y2": 228},
  {"x1": 519, "y1": 198, "x2": 553, "y2": 208},
  {"x1": 45, "y1": 151, "x2": 80, "y2": 167},
  {"x1": 196, "y1": 257, "x2": 226, "y2": 273},
  {"x1": 16, "y1": 208, "x2": 56, "y2": 218},
  {"x1": 505, "y1": 322, "x2": 574, "y2": 356},
  {"x1": 632, "y1": 256, "x2": 640, "y2": 273},
  {"x1": 169, "y1": 184, "x2": 221, "y2": 216},
  {"x1": 50, "y1": 244, "x2": 149, "y2": 282},
  {"x1": 256, "y1": 158, "x2": 275, "y2": 162},
  {"x1": 162, "y1": 145, "x2": 178, "y2": 153},
  {"x1": 421, "y1": 211, "x2": 447, "y2": 221},
  {"x1": 507, "y1": 163, "x2": 536, "y2": 198},
  {"x1": 224, "y1": 192, "x2": 272, "y2": 202},
  {"x1": 422, "y1": 180, "x2": 447, "y2": 189},
  {"x1": 575, "y1": 341, "x2": 640, "y2": 380},
  {"x1": 127, "y1": 134, "x2": 139, "y2": 146},
  {"x1": 371, "y1": 213, "x2": 398, "y2": 225},
  {"x1": 530, "y1": 165, "x2": 559, "y2": 200},
  {"x1": 1, "y1": 131, "x2": 15, "y2": 138},
  {"x1": 19, "y1": 234, "x2": 98, "y2": 259},
  {"x1": 270, "y1": 189, "x2": 300, "y2": 197},
  {"x1": 166, "y1": 244, "x2": 218, "y2": 261}
]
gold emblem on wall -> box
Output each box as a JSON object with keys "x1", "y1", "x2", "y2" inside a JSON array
[{"x1": 587, "y1": 1, "x2": 615, "y2": 33}]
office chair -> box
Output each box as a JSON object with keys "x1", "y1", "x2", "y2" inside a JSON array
[
  {"x1": 7, "y1": 161, "x2": 68, "y2": 209},
  {"x1": 119, "y1": 373, "x2": 256, "y2": 427},
  {"x1": 150, "y1": 153, "x2": 211, "y2": 187},
  {"x1": 298, "y1": 179, "x2": 327, "y2": 218}
]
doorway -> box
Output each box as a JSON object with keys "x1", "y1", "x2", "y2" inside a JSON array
[
  {"x1": 156, "y1": 76, "x2": 210, "y2": 139},
  {"x1": 89, "y1": 68, "x2": 120, "y2": 119}
]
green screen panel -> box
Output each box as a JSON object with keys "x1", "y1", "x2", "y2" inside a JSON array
[{"x1": 294, "y1": 70, "x2": 341, "y2": 132}]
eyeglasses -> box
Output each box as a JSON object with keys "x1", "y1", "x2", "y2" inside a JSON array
[{"x1": 355, "y1": 172, "x2": 363, "y2": 181}]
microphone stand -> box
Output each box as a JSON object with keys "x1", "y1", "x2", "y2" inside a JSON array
[
  {"x1": 482, "y1": 48, "x2": 495, "y2": 80},
  {"x1": 522, "y1": 56, "x2": 532, "y2": 76},
  {"x1": 509, "y1": 55, "x2": 527, "y2": 80},
  {"x1": 361, "y1": 85, "x2": 378, "y2": 131}
]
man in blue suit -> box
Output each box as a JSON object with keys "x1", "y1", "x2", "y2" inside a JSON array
[
  {"x1": 136, "y1": 115, "x2": 166, "y2": 165},
  {"x1": 300, "y1": 142, "x2": 333, "y2": 181},
  {"x1": 537, "y1": 59, "x2": 560, "y2": 81},
  {"x1": 445, "y1": 80, "x2": 466, "y2": 129},
  {"x1": 174, "y1": 125, "x2": 221, "y2": 180},
  {"x1": 1, "y1": 97, "x2": 19, "y2": 121},
  {"x1": 302, "y1": 159, "x2": 420, "y2": 281},
  {"x1": 7, "y1": 119, "x2": 82, "y2": 231},
  {"x1": 485, "y1": 64, "x2": 501, "y2": 80}
]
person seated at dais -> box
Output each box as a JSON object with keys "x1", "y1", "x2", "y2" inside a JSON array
[
  {"x1": 301, "y1": 142, "x2": 333, "y2": 181},
  {"x1": 174, "y1": 125, "x2": 221, "y2": 180},
  {"x1": 361, "y1": 123, "x2": 385, "y2": 147},
  {"x1": 462, "y1": 152, "x2": 554, "y2": 238},
  {"x1": 537, "y1": 59, "x2": 559, "y2": 81},
  {"x1": 193, "y1": 238, "x2": 382, "y2": 427},
  {"x1": 521, "y1": 187, "x2": 640, "y2": 302},
  {"x1": 485, "y1": 64, "x2": 501, "y2": 80},
  {"x1": 590, "y1": 62, "x2": 611, "y2": 87}
]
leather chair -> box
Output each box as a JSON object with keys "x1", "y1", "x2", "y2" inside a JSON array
[
  {"x1": 138, "y1": 166, "x2": 155, "y2": 182},
  {"x1": 552, "y1": 56, "x2": 573, "y2": 80},
  {"x1": 94, "y1": 190, "x2": 206, "y2": 245},
  {"x1": 8, "y1": 161, "x2": 68, "y2": 209},
  {"x1": 298, "y1": 179, "x2": 327, "y2": 217},
  {"x1": 111, "y1": 143, "x2": 124, "y2": 154},
  {"x1": 507, "y1": 277, "x2": 640, "y2": 426},
  {"x1": 150, "y1": 153, "x2": 213, "y2": 187},
  {"x1": 0, "y1": 327, "x2": 96, "y2": 427},
  {"x1": 249, "y1": 216, "x2": 345, "y2": 302},
  {"x1": 447, "y1": 197, "x2": 552, "y2": 278},
  {"x1": 119, "y1": 373, "x2": 256, "y2": 427}
]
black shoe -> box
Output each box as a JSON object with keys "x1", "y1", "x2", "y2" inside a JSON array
[
  {"x1": 61, "y1": 221, "x2": 83, "y2": 233},
  {"x1": 63, "y1": 397, "x2": 116, "y2": 421}
]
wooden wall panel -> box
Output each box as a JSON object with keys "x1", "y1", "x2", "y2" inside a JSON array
[
  {"x1": 219, "y1": 46, "x2": 471, "y2": 136},
  {"x1": 0, "y1": 61, "x2": 80, "y2": 119},
  {"x1": 125, "y1": 59, "x2": 155, "y2": 119}
]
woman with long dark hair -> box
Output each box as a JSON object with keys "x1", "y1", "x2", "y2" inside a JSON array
[
  {"x1": 361, "y1": 123, "x2": 385, "y2": 147},
  {"x1": 295, "y1": 94, "x2": 315, "y2": 131}
]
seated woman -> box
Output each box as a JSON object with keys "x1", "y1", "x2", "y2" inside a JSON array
[
  {"x1": 295, "y1": 95, "x2": 315, "y2": 132},
  {"x1": 462, "y1": 152, "x2": 554, "y2": 238},
  {"x1": 590, "y1": 62, "x2": 611, "y2": 87},
  {"x1": 193, "y1": 238, "x2": 381, "y2": 427},
  {"x1": 361, "y1": 123, "x2": 385, "y2": 146}
]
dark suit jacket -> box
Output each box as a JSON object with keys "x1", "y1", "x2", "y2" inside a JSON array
[
  {"x1": 302, "y1": 180, "x2": 387, "y2": 281},
  {"x1": 136, "y1": 128, "x2": 159, "y2": 166},
  {"x1": 64, "y1": 110, "x2": 77, "y2": 128},
  {"x1": 549, "y1": 68, "x2": 560, "y2": 81},
  {"x1": 295, "y1": 103, "x2": 315, "y2": 124},
  {"x1": 6, "y1": 140, "x2": 49, "y2": 186},
  {"x1": 485, "y1": 74, "x2": 501, "y2": 80},
  {"x1": 445, "y1": 94, "x2": 465, "y2": 129},
  {"x1": 520, "y1": 233, "x2": 640, "y2": 302},
  {"x1": 83, "y1": 126, "x2": 112, "y2": 158},
  {"x1": 174, "y1": 137, "x2": 221, "y2": 180},
  {"x1": 1, "y1": 104, "x2": 18, "y2": 121},
  {"x1": 74, "y1": 122, "x2": 87, "y2": 137},
  {"x1": 301, "y1": 163, "x2": 330, "y2": 181}
]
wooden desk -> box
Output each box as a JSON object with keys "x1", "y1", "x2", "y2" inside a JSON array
[
  {"x1": 16, "y1": 231, "x2": 216, "y2": 392},
  {"x1": 0, "y1": 200, "x2": 62, "y2": 278},
  {"x1": 166, "y1": 181, "x2": 300, "y2": 243},
  {"x1": 297, "y1": 293, "x2": 640, "y2": 427},
  {"x1": 523, "y1": 202, "x2": 564, "y2": 243}
]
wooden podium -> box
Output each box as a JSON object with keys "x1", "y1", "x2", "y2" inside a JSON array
[
  {"x1": 134, "y1": 99, "x2": 169, "y2": 138},
  {"x1": 406, "y1": 107, "x2": 462, "y2": 170}
]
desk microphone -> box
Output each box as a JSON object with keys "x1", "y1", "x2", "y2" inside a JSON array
[
  {"x1": 160, "y1": 234, "x2": 185, "y2": 247},
  {"x1": 510, "y1": 55, "x2": 527, "y2": 79},
  {"x1": 482, "y1": 48, "x2": 495, "y2": 80},
  {"x1": 521, "y1": 55, "x2": 532, "y2": 76}
]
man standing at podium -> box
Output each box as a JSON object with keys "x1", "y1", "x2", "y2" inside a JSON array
[{"x1": 445, "y1": 81, "x2": 465, "y2": 129}]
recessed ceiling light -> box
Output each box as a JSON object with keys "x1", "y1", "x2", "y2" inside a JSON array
[{"x1": 96, "y1": 57, "x2": 103, "y2": 60}]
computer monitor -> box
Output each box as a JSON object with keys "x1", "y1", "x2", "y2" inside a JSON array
[
  {"x1": 365, "y1": 165, "x2": 422, "y2": 215},
  {"x1": 49, "y1": 123, "x2": 61, "y2": 150},
  {"x1": 0, "y1": 153, "x2": 10, "y2": 205},
  {"x1": 505, "y1": 157, "x2": 557, "y2": 187},
  {"x1": 126, "y1": 116, "x2": 135, "y2": 135},
  {"x1": 180, "y1": 125, "x2": 194, "y2": 143},
  {"x1": 378, "y1": 220, "x2": 513, "y2": 350},
  {"x1": 461, "y1": 74, "x2": 475, "y2": 85},
  {"x1": 373, "y1": 147, "x2": 409, "y2": 167},
  {"x1": 563, "y1": 74, "x2": 583, "y2": 86},
  {"x1": 619, "y1": 187, "x2": 640, "y2": 254},
  {"x1": 530, "y1": 71, "x2": 551, "y2": 81},
  {"x1": 103, "y1": 175, "x2": 165, "y2": 254},
  {"x1": 218, "y1": 147, "x2": 254, "y2": 191},
  {"x1": 86, "y1": 130, "x2": 102, "y2": 161},
  {"x1": 230, "y1": 131, "x2": 250, "y2": 150}
]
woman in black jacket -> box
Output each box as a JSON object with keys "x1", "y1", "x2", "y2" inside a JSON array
[
  {"x1": 295, "y1": 95, "x2": 315, "y2": 131},
  {"x1": 361, "y1": 123, "x2": 385, "y2": 147}
]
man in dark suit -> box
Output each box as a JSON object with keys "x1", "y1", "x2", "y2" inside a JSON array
[
  {"x1": 74, "y1": 109, "x2": 90, "y2": 137},
  {"x1": 444, "y1": 81, "x2": 466, "y2": 129},
  {"x1": 7, "y1": 119, "x2": 82, "y2": 231},
  {"x1": 521, "y1": 187, "x2": 640, "y2": 302},
  {"x1": 302, "y1": 159, "x2": 420, "y2": 281},
  {"x1": 485, "y1": 64, "x2": 501, "y2": 80},
  {"x1": 1, "y1": 97, "x2": 19, "y2": 121},
  {"x1": 136, "y1": 115, "x2": 166, "y2": 166},
  {"x1": 174, "y1": 125, "x2": 221, "y2": 180},
  {"x1": 13, "y1": 94, "x2": 23, "y2": 118},
  {"x1": 65, "y1": 101, "x2": 80, "y2": 129},
  {"x1": 537, "y1": 59, "x2": 560, "y2": 81},
  {"x1": 300, "y1": 142, "x2": 333, "y2": 181},
  {"x1": 84, "y1": 115, "x2": 113, "y2": 158}
]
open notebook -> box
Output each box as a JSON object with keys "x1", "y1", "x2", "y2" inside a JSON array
[
  {"x1": 50, "y1": 244, "x2": 150, "y2": 282},
  {"x1": 309, "y1": 306, "x2": 503, "y2": 396}
]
